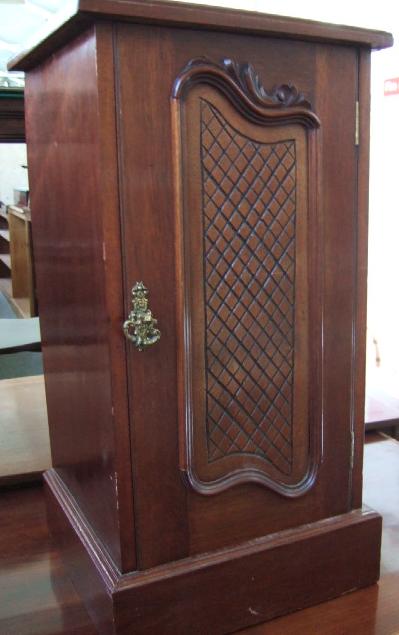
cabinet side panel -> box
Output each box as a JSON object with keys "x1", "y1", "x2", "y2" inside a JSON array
[{"x1": 25, "y1": 26, "x2": 128, "y2": 569}]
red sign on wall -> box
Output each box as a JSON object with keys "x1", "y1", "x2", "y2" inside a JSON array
[{"x1": 384, "y1": 78, "x2": 399, "y2": 96}]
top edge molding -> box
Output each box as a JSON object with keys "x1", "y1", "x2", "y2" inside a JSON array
[{"x1": 9, "y1": 0, "x2": 393, "y2": 71}]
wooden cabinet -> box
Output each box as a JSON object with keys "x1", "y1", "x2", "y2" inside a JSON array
[{"x1": 11, "y1": 2, "x2": 392, "y2": 633}]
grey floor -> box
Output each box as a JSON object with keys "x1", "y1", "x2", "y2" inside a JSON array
[{"x1": 0, "y1": 291, "x2": 43, "y2": 379}]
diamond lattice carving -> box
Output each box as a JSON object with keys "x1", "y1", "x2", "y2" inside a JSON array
[{"x1": 201, "y1": 99, "x2": 296, "y2": 475}]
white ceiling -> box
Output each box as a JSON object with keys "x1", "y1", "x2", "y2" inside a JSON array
[{"x1": 0, "y1": 0, "x2": 65, "y2": 78}]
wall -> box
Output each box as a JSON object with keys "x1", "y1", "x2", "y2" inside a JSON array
[
  {"x1": 368, "y1": 43, "x2": 399, "y2": 387},
  {"x1": 172, "y1": 0, "x2": 396, "y2": 30},
  {"x1": 0, "y1": 143, "x2": 28, "y2": 206}
]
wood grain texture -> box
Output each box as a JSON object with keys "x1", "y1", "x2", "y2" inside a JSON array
[
  {"x1": 114, "y1": 509, "x2": 381, "y2": 635},
  {"x1": 24, "y1": 25, "x2": 135, "y2": 572},
  {"x1": 115, "y1": 22, "x2": 189, "y2": 570},
  {"x1": 94, "y1": 22, "x2": 137, "y2": 573}
]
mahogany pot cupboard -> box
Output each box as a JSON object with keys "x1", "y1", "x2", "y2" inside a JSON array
[{"x1": 10, "y1": 2, "x2": 392, "y2": 633}]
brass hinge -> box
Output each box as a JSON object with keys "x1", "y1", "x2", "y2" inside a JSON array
[{"x1": 355, "y1": 101, "x2": 360, "y2": 146}]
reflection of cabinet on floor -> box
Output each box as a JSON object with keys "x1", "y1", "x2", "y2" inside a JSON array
[{"x1": 0, "y1": 204, "x2": 37, "y2": 317}]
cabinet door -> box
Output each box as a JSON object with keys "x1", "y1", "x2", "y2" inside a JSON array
[{"x1": 116, "y1": 25, "x2": 359, "y2": 569}]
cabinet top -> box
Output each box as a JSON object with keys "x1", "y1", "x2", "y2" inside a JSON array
[{"x1": 9, "y1": 0, "x2": 393, "y2": 71}]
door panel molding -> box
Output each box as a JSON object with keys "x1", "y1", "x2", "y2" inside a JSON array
[{"x1": 172, "y1": 57, "x2": 322, "y2": 497}]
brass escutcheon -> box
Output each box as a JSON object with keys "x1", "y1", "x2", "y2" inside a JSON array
[{"x1": 123, "y1": 282, "x2": 161, "y2": 351}]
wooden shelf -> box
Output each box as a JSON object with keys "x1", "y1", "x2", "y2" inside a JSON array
[
  {"x1": 0, "y1": 206, "x2": 37, "y2": 316},
  {"x1": 8, "y1": 205, "x2": 30, "y2": 220}
]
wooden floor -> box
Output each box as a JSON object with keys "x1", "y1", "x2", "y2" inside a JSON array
[
  {"x1": 0, "y1": 375, "x2": 51, "y2": 485},
  {"x1": 0, "y1": 433, "x2": 398, "y2": 635}
]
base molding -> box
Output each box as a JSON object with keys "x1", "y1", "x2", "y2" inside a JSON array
[{"x1": 45, "y1": 469, "x2": 382, "y2": 634}]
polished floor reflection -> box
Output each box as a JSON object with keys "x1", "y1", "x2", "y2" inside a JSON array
[
  {"x1": 0, "y1": 433, "x2": 398, "y2": 635},
  {"x1": 0, "y1": 375, "x2": 50, "y2": 484}
]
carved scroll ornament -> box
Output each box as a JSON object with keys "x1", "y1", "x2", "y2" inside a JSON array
[{"x1": 172, "y1": 57, "x2": 320, "y2": 128}]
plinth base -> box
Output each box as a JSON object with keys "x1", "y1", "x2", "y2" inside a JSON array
[{"x1": 45, "y1": 469, "x2": 382, "y2": 635}]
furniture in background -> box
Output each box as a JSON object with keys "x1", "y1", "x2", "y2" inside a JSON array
[
  {"x1": 11, "y1": 2, "x2": 392, "y2": 633},
  {"x1": 0, "y1": 87, "x2": 25, "y2": 285},
  {"x1": 0, "y1": 88, "x2": 31, "y2": 316},
  {"x1": 0, "y1": 206, "x2": 37, "y2": 318},
  {"x1": 8, "y1": 206, "x2": 37, "y2": 317},
  {"x1": 0, "y1": 88, "x2": 24, "y2": 143}
]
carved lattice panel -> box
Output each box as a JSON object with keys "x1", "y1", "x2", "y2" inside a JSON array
[
  {"x1": 173, "y1": 58, "x2": 321, "y2": 496},
  {"x1": 201, "y1": 99, "x2": 295, "y2": 475}
]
